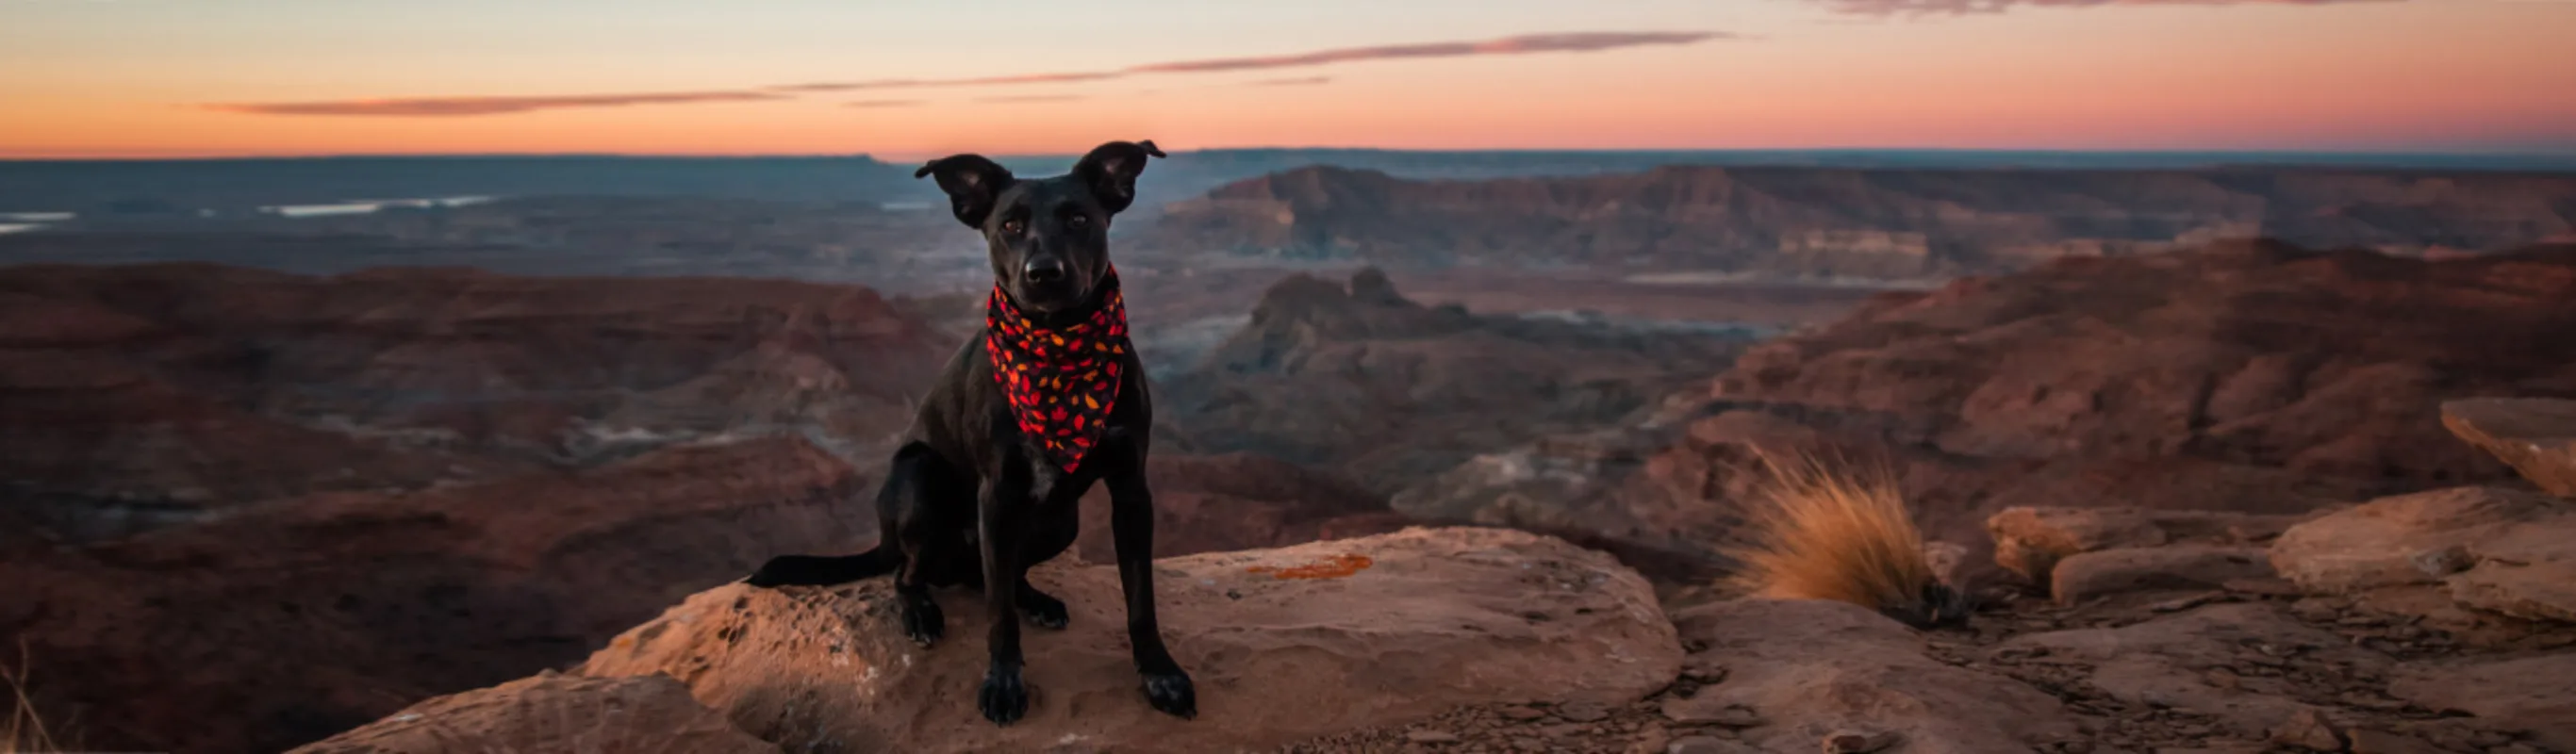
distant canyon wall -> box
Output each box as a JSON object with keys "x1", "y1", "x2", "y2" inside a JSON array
[{"x1": 1143, "y1": 165, "x2": 2576, "y2": 277}]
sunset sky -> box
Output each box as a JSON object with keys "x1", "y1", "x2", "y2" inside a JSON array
[{"x1": 5, "y1": 0, "x2": 2572, "y2": 158}]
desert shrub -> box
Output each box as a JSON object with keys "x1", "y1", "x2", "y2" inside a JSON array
[{"x1": 1720, "y1": 448, "x2": 1965, "y2": 628}]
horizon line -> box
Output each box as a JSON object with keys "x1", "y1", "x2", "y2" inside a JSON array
[{"x1": 8, "y1": 145, "x2": 2576, "y2": 163}]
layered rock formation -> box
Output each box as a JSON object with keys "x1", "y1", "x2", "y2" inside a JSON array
[
  {"x1": 1399, "y1": 240, "x2": 2576, "y2": 573},
  {"x1": 1160, "y1": 268, "x2": 1752, "y2": 492},
  {"x1": 1147, "y1": 165, "x2": 2576, "y2": 276}
]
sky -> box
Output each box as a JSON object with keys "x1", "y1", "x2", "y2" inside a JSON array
[{"x1": 3, "y1": 0, "x2": 2572, "y2": 158}]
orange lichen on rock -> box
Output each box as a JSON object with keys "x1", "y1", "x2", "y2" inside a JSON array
[{"x1": 1248, "y1": 553, "x2": 1376, "y2": 580}]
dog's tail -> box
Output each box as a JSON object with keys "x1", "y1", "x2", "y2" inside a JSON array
[{"x1": 744, "y1": 545, "x2": 900, "y2": 588}]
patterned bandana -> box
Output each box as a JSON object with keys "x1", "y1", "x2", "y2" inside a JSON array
[{"x1": 985, "y1": 267, "x2": 1131, "y2": 473}]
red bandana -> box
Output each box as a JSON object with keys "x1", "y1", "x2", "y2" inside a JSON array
[{"x1": 986, "y1": 267, "x2": 1131, "y2": 473}]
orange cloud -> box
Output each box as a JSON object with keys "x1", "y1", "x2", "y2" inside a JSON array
[
  {"x1": 202, "y1": 90, "x2": 785, "y2": 117},
  {"x1": 845, "y1": 99, "x2": 926, "y2": 108},
  {"x1": 1247, "y1": 76, "x2": 1334, "y2": 87},
  {"x1": 1821, "y1": 0, "x2": 2391, "y2": 13}
]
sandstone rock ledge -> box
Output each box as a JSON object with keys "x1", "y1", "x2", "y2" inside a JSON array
[
  {"x1": 290, "y1": 671, "x2": 771, "y2": 754},
  {"x1": 2443, "y1": 398, "x2": 2576, "y2": 498},
  {"x1": 572, "y1": 526, "x2": 1682, "y2": 754}
]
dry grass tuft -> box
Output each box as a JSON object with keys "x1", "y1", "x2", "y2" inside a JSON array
[
  {"x1": 4, "y1": 642, "x2": 59, "y2": 754},
  {"x1": 1720, "y1": 448, "x2": 1962, "y2": 627}
]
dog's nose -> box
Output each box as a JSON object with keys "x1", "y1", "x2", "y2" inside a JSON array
[{"x1": 1023, "y1": 257, "x2": 1067, "y2": 284}]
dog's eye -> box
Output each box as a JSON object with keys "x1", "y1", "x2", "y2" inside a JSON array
[
  {"x1": 1067, "y1": 214, "x2": 1088, "y2": 228},
  {"x1": 1001, "y1": 220, "x2": 1026, "y2": 235}
]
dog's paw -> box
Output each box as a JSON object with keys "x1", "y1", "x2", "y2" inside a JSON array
[
  {"x1": 1141, "y1": 669, "x2": 1197, "y2": 720},
  {"x1": 1018, "y1": 590, "x2": 1069, "y2": 630},
  {"x1": 899, "y1": 598, "x2": 945, "y2": 647},
  {"x1": 978, "y1": 665, "x2": 1030, "y2": 726}
]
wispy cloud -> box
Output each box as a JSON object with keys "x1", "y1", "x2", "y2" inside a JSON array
[
  {"x1": 208, "y1": 30, "x2": 1723, "y2": 118},
  {"x1": 203, "y1": 90, "x2": 784, "y2": 117},
  {"x1": 1132, "y1": 31, "x2": 1717, "y2": 73},
  {"x1": 975, "y1": 94, "x2": 1088, "y2": 104},
  {"x1": 773, "y1": 72, "x2": 1123, "y2": 92},
  {"x1": 844, "y1": 99, "x2": 925, "y2": 108},
  {"x1": 1819, "y1": 0, "x2": 2391, "y2": 14},
  {"x1": 781, "y1": 30, "x2": 1725, "y2": 91},
  {"x1": 1246, "y1": 76, "x2": 1334, "y2": 87}
]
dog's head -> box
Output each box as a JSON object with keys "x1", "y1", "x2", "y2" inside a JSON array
[{"x1": 916, "y1": 139, "x2": 1165, "y2": 314}]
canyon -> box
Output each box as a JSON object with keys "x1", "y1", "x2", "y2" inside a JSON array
[{"x1": 6, "y1": 156, "x2": 2576, "y2": 751}]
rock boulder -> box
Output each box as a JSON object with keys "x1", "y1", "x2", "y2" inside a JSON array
[
  {"x1": 579, "y1": 527, "x2": 1682, "y2": 754},
  {"x1": 2269, "y1": 486, "x2": 2576, "y2": 623}
]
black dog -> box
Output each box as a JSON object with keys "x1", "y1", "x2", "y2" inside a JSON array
[{"x1": 744, "y1": 139, "x2": 1193, "y2": 727}]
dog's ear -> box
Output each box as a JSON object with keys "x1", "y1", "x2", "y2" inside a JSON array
[
  {"x1": 915, "y1": 154, "x2": 1016, "y2": 228},
  {"x1": 1073, "y1": 139, "x2": 1165, "y2": 216}
]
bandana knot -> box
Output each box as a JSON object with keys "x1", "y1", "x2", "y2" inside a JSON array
[{"x1": 985, "y1": 267, "x2": 1130, "y2": 473}]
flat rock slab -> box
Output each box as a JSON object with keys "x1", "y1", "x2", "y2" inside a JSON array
[
  {"x1": 2390, "y1": 652, "x2": 2576, "y2": 751},
  {"x1": 2442, "y1": 398, "x2": 2576, "y2": 498},
  {"x1": 580, "y1": 527, "x2": 1681, "y2": 754},
  {"x1": 290, "y1": 671, "x2": 773, "y2": 754},
  {"x1": 2051, "y1": 546, "x2": 2274, "y2": 606},
  {"x1": 1670, "y1": 598, "x2": 2078, "y2": 753},
  {"x1": 1992, "y1": 602, "x2": 2386, "y2": 737}
]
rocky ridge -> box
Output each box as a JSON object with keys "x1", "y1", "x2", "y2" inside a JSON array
[{"x1": 1146, "y1": 165, "x2": 2576, "y2": 276}]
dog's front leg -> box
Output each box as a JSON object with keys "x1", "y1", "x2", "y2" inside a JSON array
[
  {"x1": 1105, "y1": 441, "x2": 1197, "y2": 719},
  {"x1": 976, "y1": 454, "x2": 1033, "y2": 726}
]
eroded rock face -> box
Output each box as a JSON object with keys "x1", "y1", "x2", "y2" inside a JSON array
[
  {"x1": 1716, "y1": 242, "x2": 2576, "y2": 485},
  {"x1": 579, "y1": 527, "x2": 1682, "y2": 754},
  {"x1": 2443, "y1": 398, "x2": 2576, "y2": 497},
  {"x1": 0, "y1": 437, "x2": 868, "y2": 754},
  {"x1": 1668, "y1": 598, "x2": 2080, "y2": 752},
  {"x1": 1161, "y1": 269, "x2": 1747, "y2": 492},
  {"x1": 289, "y1": 671, "x2": 773, "y2": 754}
]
